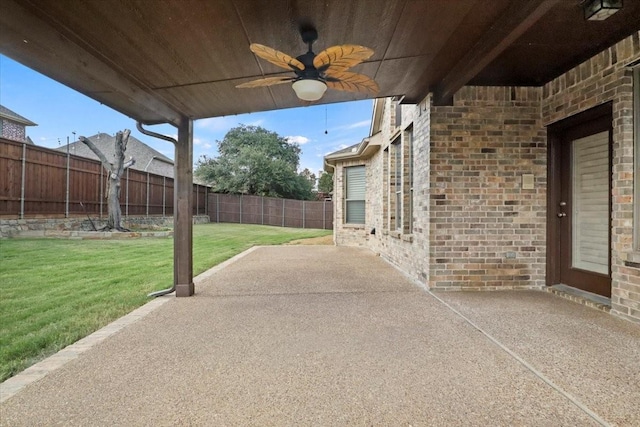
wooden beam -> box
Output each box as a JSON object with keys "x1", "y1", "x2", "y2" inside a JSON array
[
  {"x1": 0, "y1": 0, "x2": 184, "y2": 126},
  {"x1": 174, "y1": 117, "x2": 194, "y2": 297},
  {"x1": 432, "y1": 0, "x2": 560, "y2": 106}
]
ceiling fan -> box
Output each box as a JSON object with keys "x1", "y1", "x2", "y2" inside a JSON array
[{"x1": 236, "y1": 28, "x2": 379, "y2": 102}]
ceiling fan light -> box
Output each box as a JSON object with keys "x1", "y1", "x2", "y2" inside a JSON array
[{"x1": 292, "y1": 79, "x2": 327, "y2": 101}]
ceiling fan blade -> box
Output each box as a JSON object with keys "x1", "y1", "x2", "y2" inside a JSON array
[
  {"x1": 250, "y1": 44, "x2": 305, "y2": 71},
  {"x1": 236, "y1": 76, "x2": 294, "y2": 88},
  {"x1": 313, "y1": 45, "x2": 374, "y2": 73},
  {"x1": 326, "y1": 71, "x2": 379, "y2": 95}
]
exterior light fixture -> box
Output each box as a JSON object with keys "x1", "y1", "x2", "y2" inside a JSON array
[
  {"x1": 292, "y1": 79, "x2": 327, "y2": 101},
  {"x1": 583, "y1": 0, "x2": 622, "y2": 20}
]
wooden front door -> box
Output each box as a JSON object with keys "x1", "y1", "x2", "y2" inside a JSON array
[{"x1": 548, "y1": 104, "x2": 612, "y2": 297}]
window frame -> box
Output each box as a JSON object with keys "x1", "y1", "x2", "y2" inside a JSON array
[
  {"x1": 633, "y1": 67, "x2": 640, "y2": 250},
  {"x1": 392, "y1": 137, "x2": 402, "y2": 230},
  {"x1": 344, "y1": 165, "x2": 366, "y2": 225},
  {"x1": 405, "y1": 125, "x2": 414, "y2": 234}
]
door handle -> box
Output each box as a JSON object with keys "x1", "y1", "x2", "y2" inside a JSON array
[{"x1": 557, "y1": 212, "x2": 566, "y2": 218}]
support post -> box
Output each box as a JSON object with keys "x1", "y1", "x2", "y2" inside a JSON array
[{"x1": 174, "y1": 117, "x2": 194, "y2": 297}]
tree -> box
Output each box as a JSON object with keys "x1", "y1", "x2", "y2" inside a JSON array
[
  {"x1": 318, "y1": 172, "x2": 334, "y2": 194},
  {"x1": 299, "y1": 168, "x2": 316, "y2": 186},
  {"x1": 79, "y1": 130, "x2": 135, "y2": 231},
  {"x1": 195, "y1": 125, "x2": 314, "y2": 200}
]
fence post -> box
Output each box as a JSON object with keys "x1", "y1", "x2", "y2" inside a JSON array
[
  {"x1": 239, "y1": 194, "x2": 242, "y2": 224},
  {"x1": 204, "y1": 186, "x2": 208, "y2": 217},
  {"x1": 20, "y1": 143, "x2": 26, "y2": 219},
  {"x1": 125, "y1": 168, "x2": 129, "y2": 218},
  {"x1": 282, "y1": 198, "x2": 285, "y2": 227},
  {"x1": 65, "y1": 137, "x2": 70, "y2": 218},
  {"x1": 162, "y1": 176, "x2": 166, "y2": 218},
  {"x1": 261, "y1": 196, "x2": 264, "y2": 225},
  {"x1": 100, "y1": 168, "x2": 104, "y2": 218},
  {"x1": 302, "y1": 200, "x2": 305, "y2": 229},
  {"x1": 146, "y1": 172, "x2": 150, "y2": 217},
  {"x1": 195, "y1": 185, "x2": 199, "y2": 216},
  {"x1": 216, "y1": 193, "x2": 219, "y2": 223},
  {"x1": 323, "y1": 200, "x2": 326, "y2": 230}
]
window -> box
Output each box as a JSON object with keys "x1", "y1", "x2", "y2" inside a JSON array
[
  {"x1": 386, "y1": 126, "x2": 414, "y2": 235},
  {"x1": 634, "y1": 67, "x2": 640, "y2": 250},
  {"x1": 395, "y1": 101, "x2": 402, "y2": 129},
  {"x1": 406, "y1": 126, "x2": 414, "y2": 234},
  {"x1": 345, "y1": 166, "x2": 366, "y2": 224},
  {"x1": 391, "y1": 138, "x2": 402, "y2": 230}
]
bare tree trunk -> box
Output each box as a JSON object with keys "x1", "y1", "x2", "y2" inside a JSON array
[{"x1": 79, "y1": 130, "x2": 135, "y2": 231}]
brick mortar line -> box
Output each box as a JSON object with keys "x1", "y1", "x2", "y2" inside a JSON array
[{"x1": 426, "y1": 290, "x2": 611, "y2": 427}]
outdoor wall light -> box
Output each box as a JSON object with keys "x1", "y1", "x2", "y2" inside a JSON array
[
  {"x1": 292, "y1": 79, "x2": 327, "y2": 101},
  {"x1": 583, "y1": 0, "x2": 622, "y2": 20}
]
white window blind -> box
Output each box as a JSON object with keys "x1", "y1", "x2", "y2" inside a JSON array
[{"x1": 345, "y1": 166, "x2": 365, "y2": 224}]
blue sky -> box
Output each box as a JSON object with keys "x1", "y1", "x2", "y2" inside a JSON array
[{"x1": 0, "y1": 55, "x2": 373, "y2": 176}]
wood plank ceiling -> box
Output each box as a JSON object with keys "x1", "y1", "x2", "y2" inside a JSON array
[{"x1": 1, "y1": 0, "x2": 639, "y2": 127}]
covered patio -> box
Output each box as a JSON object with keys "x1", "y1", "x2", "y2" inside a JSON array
[
  {"x1": 1, "y1": 245, "x2": 639, "y2": 425},
  {"x1": 2, "y1": 0, "x2": 638, "y2": 296}
]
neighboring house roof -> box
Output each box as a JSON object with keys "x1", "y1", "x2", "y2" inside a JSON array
[
  {"x1": 324, "y1": 133, "x2": 382, "y2": 172},
  {"x1": 57, "y1": 132, "x2": 174, "y2": 178},
  {"x1": 0, "y1": 105, "x2": 37, "y2": 126}
]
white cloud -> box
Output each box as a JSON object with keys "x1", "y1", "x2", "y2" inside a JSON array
[
  {"x1": 331, "y1": 120, "x2": 371, "y2": 132},
  {"x1": 247, "y1": 118, "x2": 265, "y2": 127},
  {"x1": 345, "y1": 120, "x2": 370, "y2": 130},
  {"x1": 286, "y1": 135, "x2": 310, "y2": 145},
  {"x1": 195, "y1": 116, "x2": 236, "y2": 131}
]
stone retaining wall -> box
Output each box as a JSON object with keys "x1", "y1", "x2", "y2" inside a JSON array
[{"x1": 0, "y1": 215, "x2": 210, "y2": 238}]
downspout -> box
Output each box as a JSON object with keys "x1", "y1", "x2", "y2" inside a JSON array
[{"x1": 136, "y1": 122, "x2": 178, "y2": 297}]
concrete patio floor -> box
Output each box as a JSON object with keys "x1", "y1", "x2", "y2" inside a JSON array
[{"x1": 1, "y1": 246, "x2": 639, "y2": 426}]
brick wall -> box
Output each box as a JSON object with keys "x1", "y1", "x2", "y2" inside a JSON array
[
  {"x1": 429, "y1": 87, "x2": 547, "y2": 290},
  {"x1": 542, "y1": 32, "x2": 640, "y2": 323},
  {"x1": 366, "y1": 98, "x2": 431, "y2": 284},
  {"x1": 331, "y1": 33, "x2": 640, "y2": 323},
  {"x1": 332, "y1": 158, "x2": 371, "y2": 247},
  {"x1": 1, "y1": 119, "x2": 26, "y2": 142}
]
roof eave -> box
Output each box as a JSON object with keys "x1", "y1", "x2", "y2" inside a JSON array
[{"x1": 324, "y1": 132, "x2": 382, "y2": 171}]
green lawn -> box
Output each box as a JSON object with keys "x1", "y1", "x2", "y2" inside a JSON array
[{"x1": 0, "y1": 223, "x2": 330, "y2": 382}]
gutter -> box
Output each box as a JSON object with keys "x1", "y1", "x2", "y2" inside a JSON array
[{"x1": 136, "y1": 122, "x2": 178, "y2": 298}]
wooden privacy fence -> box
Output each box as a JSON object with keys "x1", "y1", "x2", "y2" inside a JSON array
[
  {"x1": 0, "y1": 139, "x2": 334, "y2": 230},
  {"x1": 0, "y1": 138, "x2": 207, "y2": 218},
  {"x1": 209, "y1": 193, "x2": 333, "y2": 230}
]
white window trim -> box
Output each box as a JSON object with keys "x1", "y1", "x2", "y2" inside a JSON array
[{"x1": 344, "y1": 165, "x2": 366, "y2": 225}]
